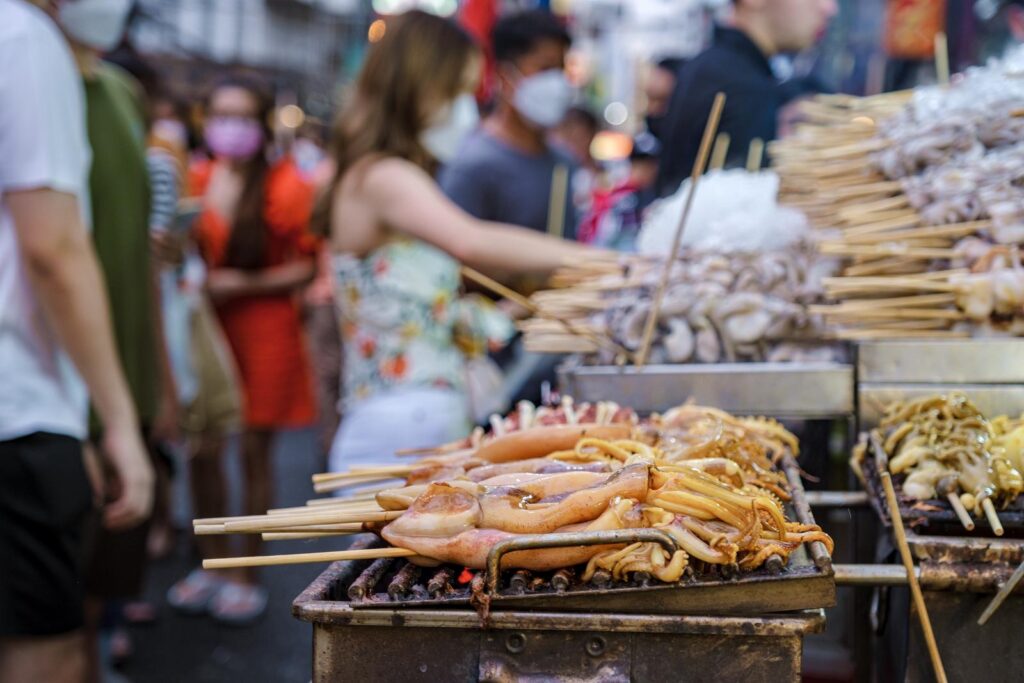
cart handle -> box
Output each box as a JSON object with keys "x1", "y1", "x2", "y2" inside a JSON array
[{"x1": 485, "y1": 529, "x2": 679, "y2": 594}]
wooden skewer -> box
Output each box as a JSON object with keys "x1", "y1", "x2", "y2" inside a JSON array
[
  {"x1": 746, "y1": 138, "x2": 765, "y2": 172},
  {"x1": 982, "y1": 497, "x2": 1004, "y2": 536},
  {"x1": 546, "y1": 163, "x2": 569, "y2": 239},
  {"x1": 710, "y1": 132, "x2": 730, "y2": 170},
  {"x1": 312, "y1": 465, "x2": 414, "y2": 484},
  {"x1": 817, "y1": 308, "x2": 963, "y2": 321},
  {"x1": 934, "y1": 31, "x2": 950, "y2": 86},
  {"x1": 203, "y1": 546, "x2": 417, "y2": 570},
  {"x1": 269, "y1": 498, "x2": 383, "y2": 515},
  {"x1": 819, "y1": 245, "x2": 957, "y2": 260},
  {"x1": 224, "y1": 510, "x2": 402, "y2": 533},
  {"x1": 880, "y1": 471, "x2": 948, "y2": 683},
  {"x1": 311, "y1": 474, "x2": 406, "y2": 494},
  {"x1": 197, "y1": 522, "x2": 365, "y2": 536},
  {"x1": 946, "y1": 493, "x2": 975, "y2": 532},
  {"x1": 460, "y1": 266, "x2": 631, "y2": 358},
  {"x1": 840, "y1": 221, "x2": 989, "y2": 245},
  {"x1": 313, "y1": 475, "x2": 407, "y2": 494},
  {"x1": 833, "y1": 328, "x2": 967, "y2": 340},
  {"x1": 977, "y1": 555, "x2": 1024, "y2": 625},
  {"x1": 636, "y1": 91, "x2": 726, "y2": 367},
  {"x1": 262, "y1": 530, "x2": 359, "y2": 541}
]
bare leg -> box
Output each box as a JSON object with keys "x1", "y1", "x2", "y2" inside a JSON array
[
  {"x1": 241, "y1": 429, "x2": 274, "y2": 585},
  {"x1": 82, "y1": 597, "x2": 103, "y2": 683},
  {"x1": 0, "y1": 632, "x2": 86, "y2": 683},
  {"x1": 189, "y1": 432, "x2": 231, "y2": 560}
]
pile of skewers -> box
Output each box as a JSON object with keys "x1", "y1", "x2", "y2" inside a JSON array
[
  {"x1": 855, "y1": 392, "x2": 1024, "y2": 536},
  {"x1": 771, "y1": 46, "x2": 1024, "y2": 339},
  {"x1": 196, "y1": 399, "x2": 832, "y2": 586},
  {"x1": 520, "y1": 249, "x2": 839, "y2": 363}
]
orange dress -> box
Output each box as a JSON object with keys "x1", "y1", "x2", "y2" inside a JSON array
[{"x1": 191, "y1": 159, "x2": 318, "y2": 429}]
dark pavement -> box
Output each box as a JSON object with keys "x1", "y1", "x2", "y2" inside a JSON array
[{"x1": 119, "y1": 428, "x2": 340, "y2": 683}]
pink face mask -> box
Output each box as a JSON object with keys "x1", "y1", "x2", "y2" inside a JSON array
[{"x1": 204, "y1": 116, "x2": 264, "y2": 160}]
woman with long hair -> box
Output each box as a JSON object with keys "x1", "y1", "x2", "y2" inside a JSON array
[
  {"x1": 320, "y1": 11, "x2": 602, "y2": 472},
  {"x1": 170, "y1": 75, "x2": 317, "y2": 623}
]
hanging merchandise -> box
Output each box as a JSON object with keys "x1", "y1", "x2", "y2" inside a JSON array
[{"x1": 884, "y1": 0, "x2": 947, "y2": 59}]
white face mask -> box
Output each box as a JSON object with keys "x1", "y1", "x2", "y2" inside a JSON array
[
  {"x1": 421, "y1": 93, "x2": 480, "y2": 163},
  {"x1": 59, "y1": 0, "x2": 132, "y2": 52},
  {"x1": 513, "y1": 69, "x2": 573, "y2": 129}
]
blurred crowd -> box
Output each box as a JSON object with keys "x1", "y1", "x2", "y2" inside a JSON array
[{"x1": 3, "y1": 0, "x2": 1024, "y2": 682}]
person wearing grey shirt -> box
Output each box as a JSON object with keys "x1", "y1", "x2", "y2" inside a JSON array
[
  {"x1": 440, "y1": 128, "x2": 576, "y2": 238},
  {"x1": 439, "y1": 10, "x2": 576, "y2": 238}
]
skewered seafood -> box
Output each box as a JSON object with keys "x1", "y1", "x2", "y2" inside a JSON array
[
  {"x1": 372, "y1": 407, "x2": 830, "y2": 578},
  {"x1": 198, "y1": 400, "x2": 831, "y2": 585},
  {"x1": 859, "y1": 393, "x2": 1024, "y2": 533}
]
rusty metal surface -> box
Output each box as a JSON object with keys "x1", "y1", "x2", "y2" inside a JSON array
[
  {"x1": 905, "y1": 590, "x2": 1024, "y2": 683},
  {"x1": 310, "y1": 621, "x2": 813, "y2": 682}
]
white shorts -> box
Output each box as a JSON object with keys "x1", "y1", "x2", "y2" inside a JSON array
[{"x1": 328, "y1": 388, "x2": 472, "y2": 474}]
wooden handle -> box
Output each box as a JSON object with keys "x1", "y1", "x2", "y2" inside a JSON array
[
  {"x1": 636, "y1": 92, "x2": 726, "y2": 367},
  {"x1": 880, "y1": 471, "x2": 948, "y2": 683}
]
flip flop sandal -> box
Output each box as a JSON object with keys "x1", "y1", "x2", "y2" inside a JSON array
[
  {"x1": 209, "y1": 583, "x2": 269, "y2": 627},
  {"x1": 167, "y1": 569, "x2": 225, "y2": 616}
]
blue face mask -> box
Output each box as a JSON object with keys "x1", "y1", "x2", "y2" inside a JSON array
[
  {"x1": 59, "y1": 0, "x2": 132, "y2": 51},
  {"x1": 420, "y1": 93, "x2": 480, "y2": 162},
  {"x1": 513, "y1": 69, "x2": 574, "y2": 129}
]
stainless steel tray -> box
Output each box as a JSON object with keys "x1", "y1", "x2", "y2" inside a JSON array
[
  {"x1": 558, "y1": 357, "x2": 855, "y2": 418},
  {"x1": 858, "y1": 339, "x2": 1024, "y2": 384}
]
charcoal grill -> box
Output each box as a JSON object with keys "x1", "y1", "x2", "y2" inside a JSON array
[{"x1": 293, "y1": 455, "x2": 834, "y2": 681}]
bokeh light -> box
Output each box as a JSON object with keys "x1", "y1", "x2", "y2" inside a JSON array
[{"x1": 278, "y1": 104, "x2": 305, "y2": 129}]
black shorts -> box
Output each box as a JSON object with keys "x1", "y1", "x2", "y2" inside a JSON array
[{"x1": 0, "y1": 432, "x2": 93, "y2": 637}]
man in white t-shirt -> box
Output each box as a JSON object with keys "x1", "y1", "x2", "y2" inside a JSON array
[{"x1": 0, "y1": 2, "x2": 153, "y2": 680}]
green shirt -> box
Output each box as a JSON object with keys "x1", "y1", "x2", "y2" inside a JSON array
[{"x1": 85, "y1": 63, "x2": 157, "y2": 430}]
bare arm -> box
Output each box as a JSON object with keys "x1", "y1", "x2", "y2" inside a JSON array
[
  {"x1": 9, "y1": 188, "x2": 153, "y2": 529},
  {"x1": 359, "y1": 158, "x2": 604, "y2": 275},
  {"x1": 206, "y1": 259, "x2": 316, "y2": 303}
]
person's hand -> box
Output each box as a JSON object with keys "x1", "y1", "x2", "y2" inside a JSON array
[
  {"x1": 100, "y1": 423, "x2": 155, "y2": 530},
  {"x1": 150, "y1": 229, "x2": 185, "y2": 266}
]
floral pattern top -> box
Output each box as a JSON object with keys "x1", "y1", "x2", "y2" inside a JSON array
[{"x1": 333, "y1": 237, "x2": 514, "y2": 409}]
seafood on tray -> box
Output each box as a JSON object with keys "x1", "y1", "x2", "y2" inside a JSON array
[
  {"x1": 197, "y1": 399, "x2": 833, "y2": 585},
  {"x1": 855, "y1": 392, "x2": 1024, "y2": 535},
  {"x1": 364, "y1": 402, "x2": 831, "y2": 582}
]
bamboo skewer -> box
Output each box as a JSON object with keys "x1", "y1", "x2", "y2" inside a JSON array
[
  {"x1": 981, "y1": 498, "x2": 1004, "y2": 536},
  {"x1": 934, "y1": 32, "x2": 950, "y2": 86},
  {"x1": 746, "y1": 138, "x2": 765, "y2": 172},
  {"x1": 946, "y1": 493, "x2": 975, "y2": 532},
  {"x1": 880, "y1": 471, "x2": 948, "y2": 683},
  {"x1": 203, "y1": 546, "x2": 417, "y2": 570},
  {"x1": 636, "y1": 92, "x2": 726, "y2": 367},
  {"x1": 197, "y1": 523, "x2": 364, "y2": 536},
  {"x1": 710, "y1": 132, "x2": 730, "y2": 170},
  {"x1": 460, "y1": 266, "x2": 631, "y2": 359},
  {"x1": 223, "y1": 510, "x2": 402, "y2": 533},
  {"x1": 312, "y1": 466, "x2": 415, "y2": 484},
  {"x1": 262, "y1": 530, "x2": 359, "y2": 541},
  {"x1": 978, "y1": 555, "x2": 1024, "y2": 625}
]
